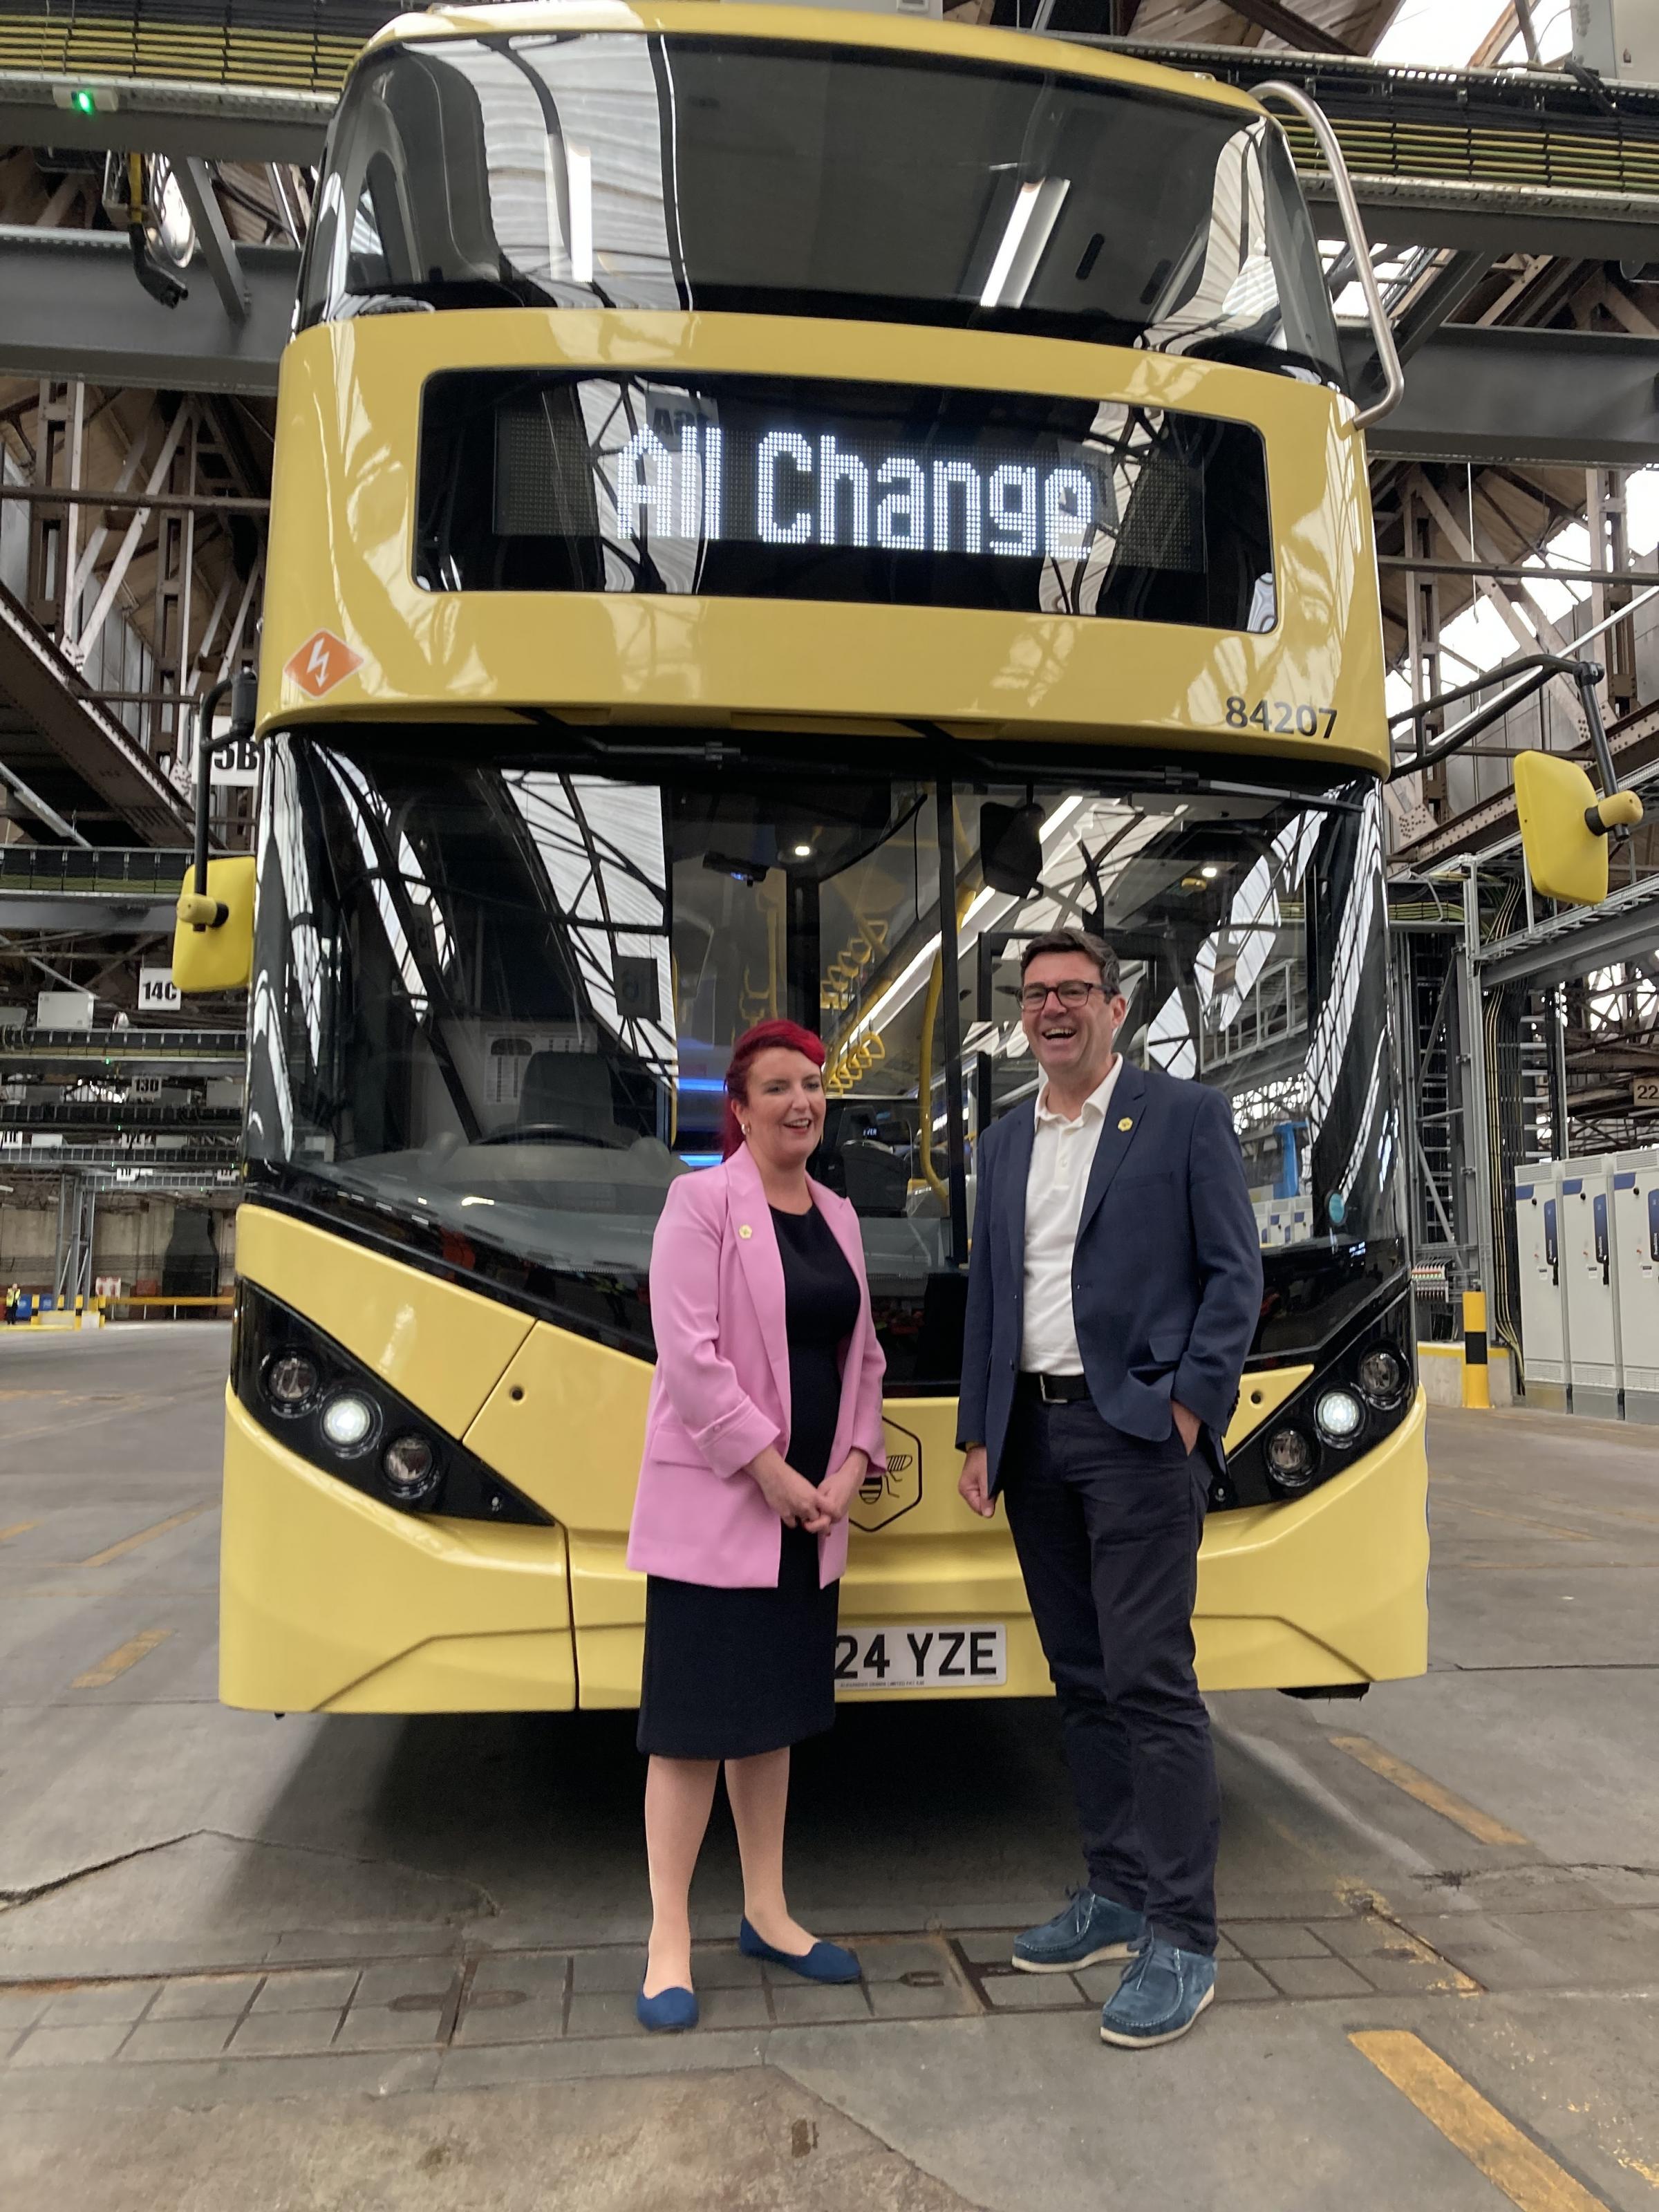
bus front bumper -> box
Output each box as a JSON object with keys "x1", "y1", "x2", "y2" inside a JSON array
[
  {"x1": 218, "y1": 1387, "x2": 1426, "y2": 1712},
  {"x1": 219, "y1": 1391, "x2": 577, "y2": 1713}
]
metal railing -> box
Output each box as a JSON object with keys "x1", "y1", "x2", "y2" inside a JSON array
[
  {"x1": 0, "y1": 1025, "x2": 246, "y2": 1058},
  {"x1": 0, "y1": 847, "x2": 192, "y2": 892},
  {"x1": 0, "y1": 2, "x2": 401, "y2": 95}
]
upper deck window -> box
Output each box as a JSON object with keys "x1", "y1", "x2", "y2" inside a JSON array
[{"x1": 299, "y1": 32, "x2": 1342, "y2": 385}]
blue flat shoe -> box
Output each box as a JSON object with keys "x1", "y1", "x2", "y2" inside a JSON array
[
  {"x1": 739, "y1": 1916, "x2": 860, "y2": 1984},
  {"x1": 636, "y1": 1983, "x2": 699, "y2": 2032}
]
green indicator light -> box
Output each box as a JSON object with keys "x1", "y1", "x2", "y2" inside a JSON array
[{"x1": 71, "y1": 86, "x2": 97, "y2": 116}]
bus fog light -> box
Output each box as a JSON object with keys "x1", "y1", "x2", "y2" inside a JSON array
[
  {"x1": 1357, "y1": 1347, "x2": 1405, "y2": 1407},
  {"x1": 1264, "y1": 1425, "x2": 1317, "y2": 1493},
  {"x1": 382, "y1": 1433, "x2": 440, "y2": 1503},
  {"x1": 1315, "y1": 1388, "x2": 1364, "y2": 1445},
  {"x1": 264, "y1": 1352, "x2": 319, "y2": 1413},
  {"x1": 319, "y1": 1390, "x2": 377, "y2": 1452}
]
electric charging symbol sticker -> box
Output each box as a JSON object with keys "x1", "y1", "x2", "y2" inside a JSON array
[{"x1": 285, "y1": 629, "x2": 364, "y2": 698}]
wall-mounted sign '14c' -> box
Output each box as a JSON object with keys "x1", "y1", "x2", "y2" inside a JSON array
[{"x1": 418, "y1": 369, "x2": 1275, "y2": 632}]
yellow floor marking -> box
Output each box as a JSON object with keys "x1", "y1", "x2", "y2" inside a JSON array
[
  {"x1": 1351, "y1": 2032, "x2": 1611, "y2": 2212},
  {"x1": 81, "y1": 1503, "x2": 213, "y2": 1568},
  {"x1": 1537, "y1": 1495, "x2": 1659, "y2": 1530},
  {"x1": 0, "y1": 1521, "x2": 39, "y2": 1545},
  {"x1": 1438, "y1": 1561, "x2": 1659, "y2": 1573},
  {"x1": 71, "y1": 1627, "x2": 171, "y2": 1689},
  {"x1": 0, "y1": 1394, "x2": 193, "y2": 1450},
  {"x1": 1329, "y1": 1735, "x2": 1531, "y2": 1846}
]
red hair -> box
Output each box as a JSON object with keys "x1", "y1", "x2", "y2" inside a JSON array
[{"x1": 721, "y1": 1019, "x2": 826, "y2": 1158}]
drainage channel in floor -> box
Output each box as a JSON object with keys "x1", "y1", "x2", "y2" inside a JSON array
[{"x1": 0, "y1": 1918, "x2": 1479, "y2": 2068}]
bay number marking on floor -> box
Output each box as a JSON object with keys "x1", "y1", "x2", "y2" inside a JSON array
[
  {"x1": 73, "y1": 1627, "x2": 172, "y2": 1689},
  {"x1": 81, "y1": 1502, "x2": 214, "y2": 1568},
  {"x1": 1351, "y1": 2032, "x2": 1611, "y2": 2212},
  {"x1": 1329, "y1": 1734, "x2": 1531, "y2": 1847}
]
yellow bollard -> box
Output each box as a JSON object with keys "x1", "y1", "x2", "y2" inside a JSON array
[{"x1": 1461, "y1": 1288, "x2": 1491, "y2": 1409}]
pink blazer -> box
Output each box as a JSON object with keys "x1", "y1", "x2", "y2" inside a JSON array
[{"x1": 627, "y1": 1143, "x2": 888, "y2": 1589}]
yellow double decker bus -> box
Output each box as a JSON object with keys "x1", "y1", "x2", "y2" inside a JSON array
[{"x1": 202, "y1": 0, "x2": 1428, "y2": 1714}]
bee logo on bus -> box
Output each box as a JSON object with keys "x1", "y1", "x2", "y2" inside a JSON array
[{"x1": 852, "y1": 1418, "x2": 923, "y2": 1533}]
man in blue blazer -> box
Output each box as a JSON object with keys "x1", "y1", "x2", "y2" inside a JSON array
[{"x1": 957, "y1": 927, "x2": 1262, "y2": 2049}]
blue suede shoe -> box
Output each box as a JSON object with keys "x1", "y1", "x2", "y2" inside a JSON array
[
  {"x1": 636, "y1": 1983, "x2": 699, "y2": 2033},
  {"x1": 1098, "y1": 1938, "x2": 1216, "y2": 2047},
  {"x1": 739, "y1": 1917, "x2": 860, "y2": 1984},
  {"x1": 1012, "y1": 1889, "x2": 1148, "y2": 1974}
]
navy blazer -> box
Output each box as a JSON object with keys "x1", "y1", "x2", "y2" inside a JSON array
[{"x1": 956, "y1": 1058, "x2": 1265, "y2": 1488}]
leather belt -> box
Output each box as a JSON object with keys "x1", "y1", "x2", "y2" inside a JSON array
[{"x1": 1017, "y1": 1371, "x2": 1091, "y2": 1404}]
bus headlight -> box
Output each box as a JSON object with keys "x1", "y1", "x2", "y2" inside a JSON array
[
  {"x1": 1315, "y1": 1388, "x2": 1365, "y2": 1446},
  {"x1": 319, "y1": 1390, "x2": 378, "y2": 1454},
  {"x1": 263, "y1": 1351, "x2": 319, "y2": 1414},
  {"x1": 382, "y1": 1432, "x2": 441, "y2": 1506},
  {"x1": 1357, "y1": 1347, "x2": 1406, "y2": 1409},
  {"x1": 1264, "y1": 1425, "x2": 1318, "y2": 1494},
  {"x1": 234, "y1": 1282, "x2": 550, "y2": 1527}
]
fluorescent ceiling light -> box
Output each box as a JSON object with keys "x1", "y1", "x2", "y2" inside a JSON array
[
  {"x1": 980, "y1": 178, "x2": 1070, "y2": 311},
  {"x1": 567, "y1": 146, "x2": 593, "y2": 285}
]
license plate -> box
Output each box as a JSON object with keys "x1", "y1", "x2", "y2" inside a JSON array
[{"x1": 834, "y1": 1623, "x2": 1006, "y2": 1691}]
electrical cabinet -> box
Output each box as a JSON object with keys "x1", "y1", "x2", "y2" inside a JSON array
[
  {"x1": 1514, "y1": 1161, "x2": 1571, "y2": 1412},
  {"x1": 1571, "y1": 0, "x2": 1659, "y2": 83},
  {"x1": 1562, "y1": 1159, "x2": 1621, "y2": 1418},
  {"x1": 1611, "y1": 1147, "x2": 1659, "y2": 1423}
]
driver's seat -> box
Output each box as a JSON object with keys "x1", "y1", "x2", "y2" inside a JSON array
[{"x1": 517, "y1": 1051, "x2": 622, "y2": 1144}]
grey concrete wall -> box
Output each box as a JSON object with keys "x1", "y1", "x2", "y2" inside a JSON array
[{"x1": 0, "y1": 1197, "x2": 238, "y2": 1294}]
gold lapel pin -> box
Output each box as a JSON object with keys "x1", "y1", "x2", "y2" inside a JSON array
[
  {"x1": 1118, "y1": 1117, "x2": 1134, "y2": 1131},
  {"x1": 738, "y1": 1224, "x2": 753, "y2": 1239}
]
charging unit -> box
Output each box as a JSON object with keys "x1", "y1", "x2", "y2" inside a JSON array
[
  {"x1": 1514, "y1": 1161, "x2": 1571, "y2": 1411},
  {"x1": 1562, "y1": 1156, "x2": 1621, "y2": 1418},
  {"x1": 1611, "y1": 1147, "x2": 1659, "y2": 1423}
]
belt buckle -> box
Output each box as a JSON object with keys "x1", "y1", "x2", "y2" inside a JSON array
[{"x1": 1038, "y1": 1374, "x2": 1060, "y2": 1405}]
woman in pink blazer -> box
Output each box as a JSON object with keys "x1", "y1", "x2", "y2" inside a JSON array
[{"x1": 627, "y1": 1018, "x2": 887, "y2": 2032}]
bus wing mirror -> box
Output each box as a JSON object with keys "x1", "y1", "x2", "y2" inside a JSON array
[
  {"x1": 175, "y1": 665, "x2": 259, "y2": 991},
  {"x1": 1514, "y1": 749, "x2": 1644, "y2": 908},
  {"x1": 173, "y1": 855, "x2": 256, "y2": 992}
]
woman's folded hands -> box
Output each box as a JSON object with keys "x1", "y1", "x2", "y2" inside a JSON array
[{"x1": 746, "y1": 1446, "x2": 871, "y2": 1535}]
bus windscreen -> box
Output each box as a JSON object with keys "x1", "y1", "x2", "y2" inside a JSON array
[{"x1": 417, "y1": 370, "x2": 1274, "y2": 630}]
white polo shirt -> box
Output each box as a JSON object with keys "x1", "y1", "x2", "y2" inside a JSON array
[{"x1": 1020, "y1": 1058, "x2": 1124, "y2": 1374}]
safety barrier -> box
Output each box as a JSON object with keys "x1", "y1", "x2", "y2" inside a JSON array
[
  {"x1": 104, "y1": 1293, "x2": 234, "y2": 1321},
  {"x1": 2, "y1": 1291, "x2": 232, "y2": 1327}
]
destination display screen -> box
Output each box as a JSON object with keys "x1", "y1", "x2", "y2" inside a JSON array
[{"x1": 416, "y1": 371, "x2": 1273, "y2": 631}]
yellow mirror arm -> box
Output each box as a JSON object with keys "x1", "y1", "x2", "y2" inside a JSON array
[
  {"x1": 176, "y1": 890, "x2": 229, "y2": 931},
  {"x1": 1588, "y1": 789, "x2": 1644, "y2": 835}
]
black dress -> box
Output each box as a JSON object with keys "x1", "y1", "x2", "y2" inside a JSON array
[{"x1": 637, "y1": 1203, "x2": 861, "y2": 1760}]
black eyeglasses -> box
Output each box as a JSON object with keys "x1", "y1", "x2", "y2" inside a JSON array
[{"x1": 1015, "y1": 981, "x2": 1112, "y2": 1011}]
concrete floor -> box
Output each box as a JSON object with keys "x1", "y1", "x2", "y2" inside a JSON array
[{"x1": 2, "y1": 1326, "x2": 1658, "y2": 2210}]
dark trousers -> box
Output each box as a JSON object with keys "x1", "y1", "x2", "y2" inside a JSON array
[{"x1": 1001, "y1": 1395, "x2": 1220, "y2": 1956}]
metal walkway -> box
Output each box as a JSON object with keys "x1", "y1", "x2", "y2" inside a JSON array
[
  {"x1": 0, "y1": 585, "x2": 194, "y2": 847},
  {"x1": 0, "y1": 0, "x2": 391, "y2": 95},
  {"x1": 4, "y1": 6, "x2": 1658, "y2": 245},
  {"x1": 1065, "y1": 32, "x2": 1659, "y2": 258}
]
